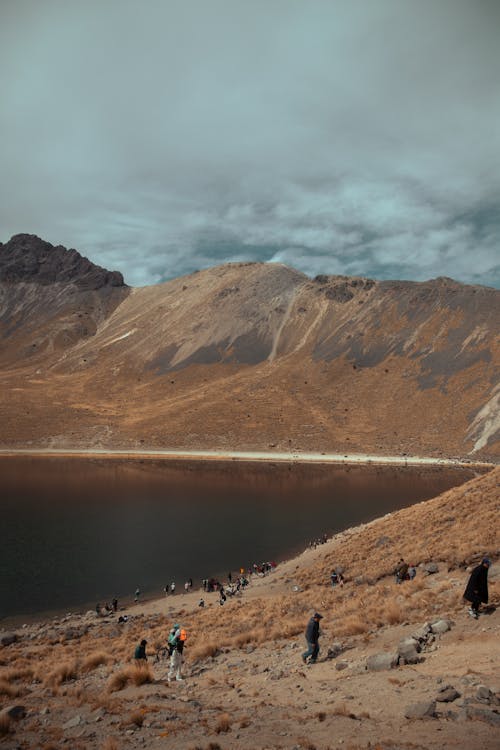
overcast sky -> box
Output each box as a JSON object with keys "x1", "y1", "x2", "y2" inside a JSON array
[{"x1": 1, "y1": 0, "x2": 499, "y2": 287}]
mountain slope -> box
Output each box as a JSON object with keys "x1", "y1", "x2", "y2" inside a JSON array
[{"x1": 0, "y1": 236, "x2": 498, "y2": 459}]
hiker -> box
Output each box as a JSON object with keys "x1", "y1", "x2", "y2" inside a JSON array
[
  {"x1": 134, "y1": 639, "x2": 147, "y2": 663},
  {"x1": 408, "y1": 565, "x2": 417, "y2": 581},
  {"x1": 219, "y1": 586, "x2": 227, "y2": 606},
  {"x1": 463, "y1": 557, "x2": 490, "y2": 619},
  {"x1": 184, "y1": 581, "x2": 189, "y2": 594},
  {"x1": 302, "y1": 612, "x2": 323, "y2": 664},
  {"x1": 198, "y1": 598, "x2": 205, "y2": 607},
  {"x1": 168, "y1": 624, "x2": 187, "y2": 681},
  {"x1": 134, "y1": 587, "x2": 140, "y2": 602},
  {"x1": 95, "y1": 602, "x2": 101, "y2": 616},
  {"x1": 112, "y1": 597, "x2": 118, "y2": 612},
  {"x1": 330, "y1": 569, "x2": 344, "y2": 588},
  {"x1": 170, "y1": 581, "x2": 176, "y2": 595},
  {"x1": 394, "y1": 559, "x2": 409, "y2": 584}
]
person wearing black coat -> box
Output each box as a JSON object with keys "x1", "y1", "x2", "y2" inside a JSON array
[
  {"x1": 301, "y1": 612, "x2": 323, "y2": 664},
  {"x1": 463, "y1": 558, "x2": 490, "y2": 618}
]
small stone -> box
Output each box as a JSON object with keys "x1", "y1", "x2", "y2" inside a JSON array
[
  {"x1": 335, "y1": 661, "x2": 348, "y2": 671},
  {"x1": 0, "y1": 705, "x2": 26, "y2": 721},
  {"x1": 424, "y1": 562, "x2": 439, "y2": 574}
]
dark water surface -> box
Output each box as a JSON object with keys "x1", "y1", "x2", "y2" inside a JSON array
[{"x1": 0, "y1": 457, "x2": 476, "y2": 621}]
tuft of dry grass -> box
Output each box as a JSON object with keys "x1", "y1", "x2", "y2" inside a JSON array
[
  {"x1": 214, "y1": 712, "x2": 232, "y2": 733},
  {"x1": 189, "y1": 641, "x2": 219, "y2": 661},
  {"x1": 81, "y1": 651, "x2": 113, "y2": 672},
  {"x1": 101, "y1": 739, "x2": 119, "y2": 750},
  {"x1": 107, "y1": 664, "x2": 153, "y2": 692},
  {"x1": 0, "y1": 714, "x2": 11, "y2": 735},
  {"x1": 128, "y1": 709, "x2": 145, "y2": 727},
  {"x1": 44, "y1": 659, "x2": 78, "y2": 687},
  {"x1": 0, "y1": 678, "x2": 21, "y2": 697}
]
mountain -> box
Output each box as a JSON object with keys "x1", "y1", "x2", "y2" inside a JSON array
[{"x1": 0, "y1": 235, "x2": 498, "y2": 459}]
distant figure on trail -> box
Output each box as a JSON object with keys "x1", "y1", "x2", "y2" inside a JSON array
[
  {"x1": 408, "y1": 565, "x2": 417, "y2": 581},
  {"x1": 394, "y1": 559, "x2": 409, "y2": 584},
  {"x1": 134, "y1": 639, "x2": 147, "y2": 663},
  {"x1": 164, "y1": 584, "x2": 169, "y2": 596},
  {"x1": 168, "y1": 624, "x2": 187, "y2": 681},
  {"x1": 134, "y1": 587, "x2": 140, "y2": 603},
  {"x1": 112, "y1": 597, "x2": 118, "y2": 612},
  {"x1": 219, "y1": 586, "x2": 227, "y2": 606},
  {"x1": 184, "y1": 581, "x2": 189, "y2": 594},
  {"x1": 302, "y1": 612, "x2": 323, "y2": 665},
  {"x1": 170, "y1": 581, "x2": 176, "y2": 595},
  {"x1": 330, "y1": 569, "x2": 344, "y2": 588},
  {"x1": 464, "y1": 558, "x2": 490, "y2": 619},
  {"x1": 198, "y1": 598, "x2": 205, "y2": 607}
]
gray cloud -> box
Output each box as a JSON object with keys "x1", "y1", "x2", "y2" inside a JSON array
[{"x1": 1, "y1": 0, "x2": 499, "y2": 287}]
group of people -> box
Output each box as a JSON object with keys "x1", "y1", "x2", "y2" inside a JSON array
[
  {"x1": 134, "y1": 622, "x2": 187, "y2": 681},
  {"x1": 393, "y1": 558, "x2": 416, "y2": 584},
  {"x1": 95, "y1": 598, "x2": 118, "y2": 616},
  {"x1": 308, "y1": 533, "x2": 329, "y2": 550}
]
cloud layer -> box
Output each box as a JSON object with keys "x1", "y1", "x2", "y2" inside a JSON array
[{"x1": 1, "y1": 0, "x2": 499, "y2": 287}]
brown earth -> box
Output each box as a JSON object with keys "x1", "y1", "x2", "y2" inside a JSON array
[
  {"x1": 0, "y1": 235, "x2": 499, "y2": 461},
  {"x1": 1, "y1": 466, "x2": 499, "y2": 750}
]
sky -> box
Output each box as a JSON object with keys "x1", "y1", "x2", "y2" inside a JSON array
[{"x1": 1, "y1": 0, "x2": 499, "y2": 288}]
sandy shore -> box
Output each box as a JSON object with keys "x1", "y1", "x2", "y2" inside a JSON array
[{"x1": 0, "y1": 446, "x2": 495, "y2": 467}]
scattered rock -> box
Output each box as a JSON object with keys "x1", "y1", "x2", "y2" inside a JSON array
[
  {"x1": 366, "y1": 652, "x2": 398, "y2": 671},
  {"x1": 424, "y1": 562, "x2": 439, "y2": 575},
  {"x1": 0, "y1": 705, "x2": 26, "y2": 721},
  {"x1": 397, "y1": 637, "x2": 421, "y2": 664},
  {"x1": 430, "y1": 619, "x2": 451, "y2": 635},
  {"x1": 336, "y1": 661, "x2": 349, "y2": 671},
  {"x1": 0, "y1": 632, "x2": 18, "y2": 646},
  {"x1": 63, "y1": 715, "x2": 83, "y2": 730},
  {"x1": 476, "y1": 685, "x2": 496, "y2": 703},
  {"x1": 461, "y1": 706, "x2": 500, "y2": 726},
  {"x1": 436, "y1": 686, "x2": 461, "y2": 702},
  {"x1": 404, "y1": 700, "x2": 437, "y2": 719}
]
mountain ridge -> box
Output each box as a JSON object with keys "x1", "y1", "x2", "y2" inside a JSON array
[{"x1": 0, "y1": 235, "x2": 498, "y2": 460}]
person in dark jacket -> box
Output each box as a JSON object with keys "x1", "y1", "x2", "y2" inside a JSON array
[
  {"x1": 463, "y1": 558, "x2": 490, "y2": 618},
  {"x1": 301, "y1": 612, "x2": 323, "y2": 664},
  {"x1": 134, "y1": 638, "x2": 148, "y2": 662}
]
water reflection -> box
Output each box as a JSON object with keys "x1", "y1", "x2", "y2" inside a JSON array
[{"x1": 0, "y1": 457, "x2": 476, "y2": 620}]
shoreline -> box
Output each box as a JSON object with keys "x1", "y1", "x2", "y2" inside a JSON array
[{"x1": 0, "y1": 447, "x2": 496, "y2": 468}]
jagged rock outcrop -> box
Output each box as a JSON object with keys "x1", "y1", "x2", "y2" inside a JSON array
[{"x1": 0, "y1": 234, "x2": 125, "y2": 289}]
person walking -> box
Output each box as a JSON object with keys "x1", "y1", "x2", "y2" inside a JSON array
[
  {"x1": 134, "y1": 639, "x2": 148, "y2": 663},
  {"x1": 302, "y1": 612, "x2": 323, "y2": 664},
  {"x1": 464, "y1": 557, "x2": 491, "y2": 618},
  {"x1": 168, "y1": 624, "x2": 186, "y2": 681},
  {"x1": 134, "y1": 587, "x2": 140, "y2": 603}
]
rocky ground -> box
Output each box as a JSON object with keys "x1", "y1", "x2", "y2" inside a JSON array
[{"x1": 1, "y1": 467, "x2": 499, "y2": 750}]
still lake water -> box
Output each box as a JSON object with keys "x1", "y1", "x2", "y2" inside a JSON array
[{"x1": 0, "y1": 457, "x2": 476, "y2": 621}]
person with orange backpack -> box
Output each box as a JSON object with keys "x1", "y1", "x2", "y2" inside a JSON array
[{"x1": 167, "y1": 623, "x2": 187, "y2": 681}]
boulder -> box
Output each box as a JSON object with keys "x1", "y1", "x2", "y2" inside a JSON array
[
  {"x1": 63, "y1": 715, "x2": 83, "y2": 730},
  {"x1": 366, "y1": 652, "x2": 399, "y2": 671},
  {"x1": 424, "y1": 562, "x2": 439, "y2": 575},
  {"x1": 397, "y1": 637, "x2": 421, "y2": 664},
  {"x1": 461, "y1": 706, "x2": 500, "y2": 726},
  {"x1": 0, "y1": 632, "x2": 18, "y2": 646},
  {"x1": 412, "y1": 623, "x2": 432, "y2": 642},
  {"x1": 436, "y1": 686, "x2": 461, "y2": 702},
  {"x1": 404, "y1": 701, "x2": 437, "y2": 719},
  {"x1": 476, "y1": 685, "x2": 493, "y2": 703},
  {"x1": 430, "y1": 619, "x2": 451, "y2": 634},
  {"x1": 0, "y1": 705, "x2": 26, "y2": 720}
]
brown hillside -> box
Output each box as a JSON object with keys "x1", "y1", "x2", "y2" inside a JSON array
[{"x1": 0, "y1": 236, "x2": 499, "y2": 459}]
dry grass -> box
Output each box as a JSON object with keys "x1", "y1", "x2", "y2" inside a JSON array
[
  {"x1": 0, "y1": 678, "x2": 21, "y2": 697},
  {"x1": 107, "y1": 664, "x2": 153, "y2": 692},
  {"x1": 81, "y1": 651, "x2": 113, "y2": 672},
  {"x1": 0, "y1": 714, "x2": 11, "y2": 736},
  {"x1": 128, "y1": 709, "x2": 145, "y2": 727},
  {"x1": 214, "y1": 712, "x2": 232, "y2": 733},
  {"x1": 43, "y1": 659, "x2": 78, "y2": 687},
  {"x1": 101, "y1": 739, "x2": 119, "y2": 750},
  {"x1": 189, "y1": 641, "x2": 219, "y2": 661}
]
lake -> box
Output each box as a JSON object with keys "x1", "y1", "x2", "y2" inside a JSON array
[{"x1": 0, "y1": 456, "x2": 477, "y2": 621}]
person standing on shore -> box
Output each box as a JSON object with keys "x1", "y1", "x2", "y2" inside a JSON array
[
  {"x1": 464, "y1": 557, "x2": 490, "y2": 618},
  {"x1": 302, "y1": 612, "x2": 323, "y2": 664}
]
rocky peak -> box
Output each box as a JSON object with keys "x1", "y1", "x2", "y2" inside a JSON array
[{"x1": 0, "y1": 234, "x2": 126, "y2": 290}]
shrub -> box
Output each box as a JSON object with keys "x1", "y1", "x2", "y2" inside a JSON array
[
  {"x1": 81, "y1": 651, "x2": 112, "y2": 672},
  {"x1": 44, "y1": 659, "x2": 78, "y2": 687},
  {"x1": 214, "y1": 712, "x2": 231, "y2": 733}
]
